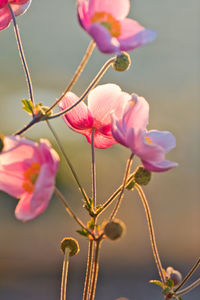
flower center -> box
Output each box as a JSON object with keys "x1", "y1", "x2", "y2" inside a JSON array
[
  {"x1": 23, "y1": 162, "x2": 41, "y2": 193},
  {"x1": 145, "y1": 136, "x2": 153, "y2": 144},
  {"x1": 91, "y1": 11, "x2": 121, "y2": 37}
]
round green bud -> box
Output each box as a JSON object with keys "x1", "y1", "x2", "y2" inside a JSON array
[
  {"x1": 126, "y1": 179, "x2": 135, "y2": 191},
  {"x1": 104, "y1": 219, "x2": 125, "y2": 240},
  {"x1": 0, "y1": 134, "x2": 5, "y2": 152},
  {"x1": 166, "y1": 266, "x2": 182, "y2": 287},
  {"x1": 134, "y1": 166, "x2": 151, "y2": 186},
  {"x1": 113, "y1": 52, "x2": 131, "y2": 72},
  {"x1": 60, "y1": 237, "x2": 80, "y2": 257}
]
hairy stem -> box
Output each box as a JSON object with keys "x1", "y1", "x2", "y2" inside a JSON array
[
  {"x1": 176, "y1": 278, "x2": 200, "y2": 297},
  {"x1": 8, "y1": 3, "x2": 34, "y2": 107},
  {"x1": 60, "y1": 248, "x2": 70, "y2": 300},
  {"x1": 48, "y1": 41, "x2": 95, "y2": 112},
  {"x1": 89, "y1": 240, "x2": 101, "y2": 300},
  {"x1": 46, "y1": 120, "x2": 89, "y2": 205},
  {"x1": 82, "y1": 240, "x2": 95, "y2": 300},
  {"x1": 91, "y1": 129, "x2": 96, "y2": 210},
  {"x1": 109, "y1": 153, "x2": 134, "y2": 221},
  {"x1": 47, "y1": 57, "x2": 116, "y2": 120},
  {"x1": 135, "y1": 183, "x2": 165, "y2": 284},
  {"x1": 174, "y1": 257, "x2": 200, "y2": 292}
]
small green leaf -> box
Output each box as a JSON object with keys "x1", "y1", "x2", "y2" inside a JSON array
[
  {"x1": 88, "y1": 218, "x2": 95, "y2": 230},
  {"x1": 22, "y1": 99, "x2": 33, "y2": 114},
  {"x1": 76, "y1": 229, "x2": 89, "y2": 237},
  {"x1": 149, "y1": 280, "x2": 163, "y2": 288},
  {"x1": 165, "y1": 279, "x2": 174, "y2": 288},
  {"x1": 162, "y1": 287, "x2": 171, "y2": 295},
  {"x1": 176, "y1": 297, "x2": 182, "y2": 300}
]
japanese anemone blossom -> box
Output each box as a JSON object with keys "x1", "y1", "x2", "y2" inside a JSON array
[
  {"x1": 77, "y1": 0, "x2": 156, "y2": 54},
  {"x1": 111, "y1": 94, "x2": 178, "y2": 172},
  {"x1": 59, "y1": 84, "x2": 131, "y2": 149},
  {"x1": 0, "y1": 0, "x2": 31, "y2": 31},
  {"x1": 0, "y1": 136, "x2": 59, "y2": 221}
]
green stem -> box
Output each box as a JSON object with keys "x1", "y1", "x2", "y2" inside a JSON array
[
  {"x1": 47, "y1": 41, "x2": 95, "y2": 112},
  {"x1": 91, "y1": 129, "x2": 96, "y2": 210},
  {"x1": 109, "y1": 153, "x2": 134, "y2": 221},
  {"x1": 60, "y1": 248, "x2": 70, "y2": 300},
  {"x1": 46, "y1": 120, "x2": 90, "y2": 205},
  {"x1": 8, "y1": 3, "x2": 34, "y2": 107},
  {"x1": 82, "y1": 240, "x2": 95, "y2": 300},
  {"x1": 89, "y1": 240, "x2": 101, "y2": 300},
  {"x1": 135, "y1": 183, "x2": 165, "y2": 284},
  {"x1": 174, "y1": 257, "x2": 200, "y2": 292},
  {"x1": 47, "y1": 57, "x2": 116, "y2": 120}
]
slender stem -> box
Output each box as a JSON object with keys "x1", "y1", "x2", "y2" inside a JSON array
[
  {"x1": 14, "y1": 118, "x2": 38, "y2": 135},
  {"x1": 109, "y1": 153, "x2": 134, "y2": 221},
  {"x1": 55, "y1": 187, "x2": 92, "y2": 237},
  {"x1": 82, "y1": 240, "x2": 95, "y2": 300},
  {"x1": 176, "y1": 278, "x2": 200, "y2": 297},
  {"x1": 174, "y1": 257, "x2": 200, "y2": 292},
  {"x1": 8, "y1": 3, "x2": 34, "y2": 106},
  {"x1": 96, "y1": 173, "x2": 134, "y2": 217},
  {"x1": 46, "y1": 120, "x2": 90, "y2": 205},
  {"x1": 60, "y1": 248, "x2": 70, "y2": 300},
  {"x1": 47, "y1": 57, "x2": 116, "y2": 120},
  {"x1": 135, "y1": 183, "x2": 165, "y2": 284},
  {"x1": 47, "y1": 41, "x2": 95, "y2": 112},
  {"x1": 91, "y1": 129, "x2": 96, "y2": 209},
  {"x1": 89, "y1": 240, "x2": 101, "y2": 300}
]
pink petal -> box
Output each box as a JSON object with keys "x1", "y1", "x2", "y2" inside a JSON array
[
  {"x1": 0, "y1": 6, "x2": 11, "y2": 30},
  {"x1": 77, "y1": 0, "x2": 91, "y2": 29},
  {"x1": 10, "y1": 0, "x2": 31, "y2": 17},
  {"x1": 86, "y1": 130, "x2": 117, "y2": 148},
  {"x1": 119, "y1": 28, "x2": 156, "y2": 52},
  {"x1": 118, "y1": 18, "x2": 145, "y2": 40},
  {"x1": 0, "y1": 1, "x2": 8, "y2": 9},
  {"x1": 1, "y1": 136, "x2": 42, "y2": 166},
  {"x1": 142, "y1": 159, "x2": 178, "y2": 172},
  {"x1": 88, "y1": 23, "x2": 120, "y2": 54},
  {"x1": 88, "y1": 0, "x2": 130, "y2": 20},
  {"x1": 0, "y1": 167, "x2": 24, "y2": 197},
  {"x1": 122, "y1": 94, "x2": 149, "y2": 133},
  {"x1": 146, "y1": 130, "x2": 176, "y2": 152},
  {"x1": 9, "y1": 0, "x2": 29, "y2": 4},
  {"x1": 38, "y1": 139, "x2": 60, "y2": 174},
  {"x1": 59, "y1": 92, "x2": 93, "y2": 133},
  {"x1": 111, "y1": 114, "x2": 128, "y2": 147},
  {"x1": 88, "y1": 84, "x2": 130, "y2": 125}
]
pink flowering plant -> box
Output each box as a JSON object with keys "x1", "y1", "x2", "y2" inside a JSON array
[{"x1": 0, "y1": 0, "x2": 199, "y2": 300}]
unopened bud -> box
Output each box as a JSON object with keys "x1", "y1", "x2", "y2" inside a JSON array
[
  {"x1": 60, "y1": 237, "x2": 80, "y2": 257},
  {"x1": 113, "y1": 52, "x2": 131, "y2": 72},
  {"x1": 104, "y1": 219, "x2": 125, "y2": 240},
  {"x1": 166, "y1": 266, "x2": 182, "y2": 287},
  {"x1": 0, "y1": 134, "x2": 5, "y2": 152},
  {"x1": 126, "y1": 179, "x2": 135, "y2": 191},
  {"x1": 134, "y1": 166, "x2": 151, "y2": 185}
]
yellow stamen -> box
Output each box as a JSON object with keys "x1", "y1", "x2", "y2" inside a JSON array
[
  {"x1": 23, "y1": 162, "x2": 41, "y2": 193},
  {"x1": 145, "y1": 136, "x2": 153, "y2": 144},
  {"x1": 91, "y1": 11, "x2": 121, "y2": 37}
]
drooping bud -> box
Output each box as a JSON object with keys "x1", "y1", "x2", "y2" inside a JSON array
[
  {"x1": 134, "y1": 166, "x2": 151, "y2": 185},
  {"x1": 104, "y1": 219, "x2": 125, "y2": 240},
  {"x1": 166, "y1": 266, "x2": 182, "y2": 287},
  {"x1": 126, "y1": 179, "x2": 135, "y2": 191},
  {"x1": 60, "y1": 237, "x2": 80, "y2": 257},
  {"x1": 113, "y1": 52, "x2": 131, "y2": 72},
  {"x1": 0, "y1": 134, "x2": 5, "y2": 152}
]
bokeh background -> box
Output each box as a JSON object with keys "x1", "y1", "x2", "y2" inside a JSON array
[{"x1": 0, "y1": 0, "x2": 199, "y2": 299}]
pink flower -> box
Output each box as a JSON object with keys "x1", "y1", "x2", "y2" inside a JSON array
[
  {"x1": 59, "y1": 84, "x2": 131, "y2": 148},
  {"x1": 111, "y1": 94, "x2": 178, "y2": 172},
  {"x1": 77, "y1": 0, "x2": 156, "y2": 54},
  {"x1": 0, "y1": 0, "x2": 31, "y2": 31},
  {"x1": 0, "y1": 135, "x2": 60, "y2": 221}
]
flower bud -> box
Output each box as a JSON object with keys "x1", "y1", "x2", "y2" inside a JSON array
[
  {"x1": 134, "y1": 166, "x2": 151, "y2": 185},
  {"x1": 60, "y1": 237, "x2": 80, "y2": 257},
  {"x1": 0, "y1": 134, "x2": 5, "y2": 152},
  {"x1": 166, "y1": 266, "x2": 182, "y2": 287},
  {"x1": 104, "y1": 219, "x2": 125, "y2": 240},
  {"x1": 126, "y1": 179, "x2": 135, "y2": 191},
  {"x1": 113, "y1": 52, "x2": 131, "y2": 72}
]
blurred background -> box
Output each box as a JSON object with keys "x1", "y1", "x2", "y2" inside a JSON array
[{"x1": 0, "y1": 0, "x2": 199, "y2": 299}]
